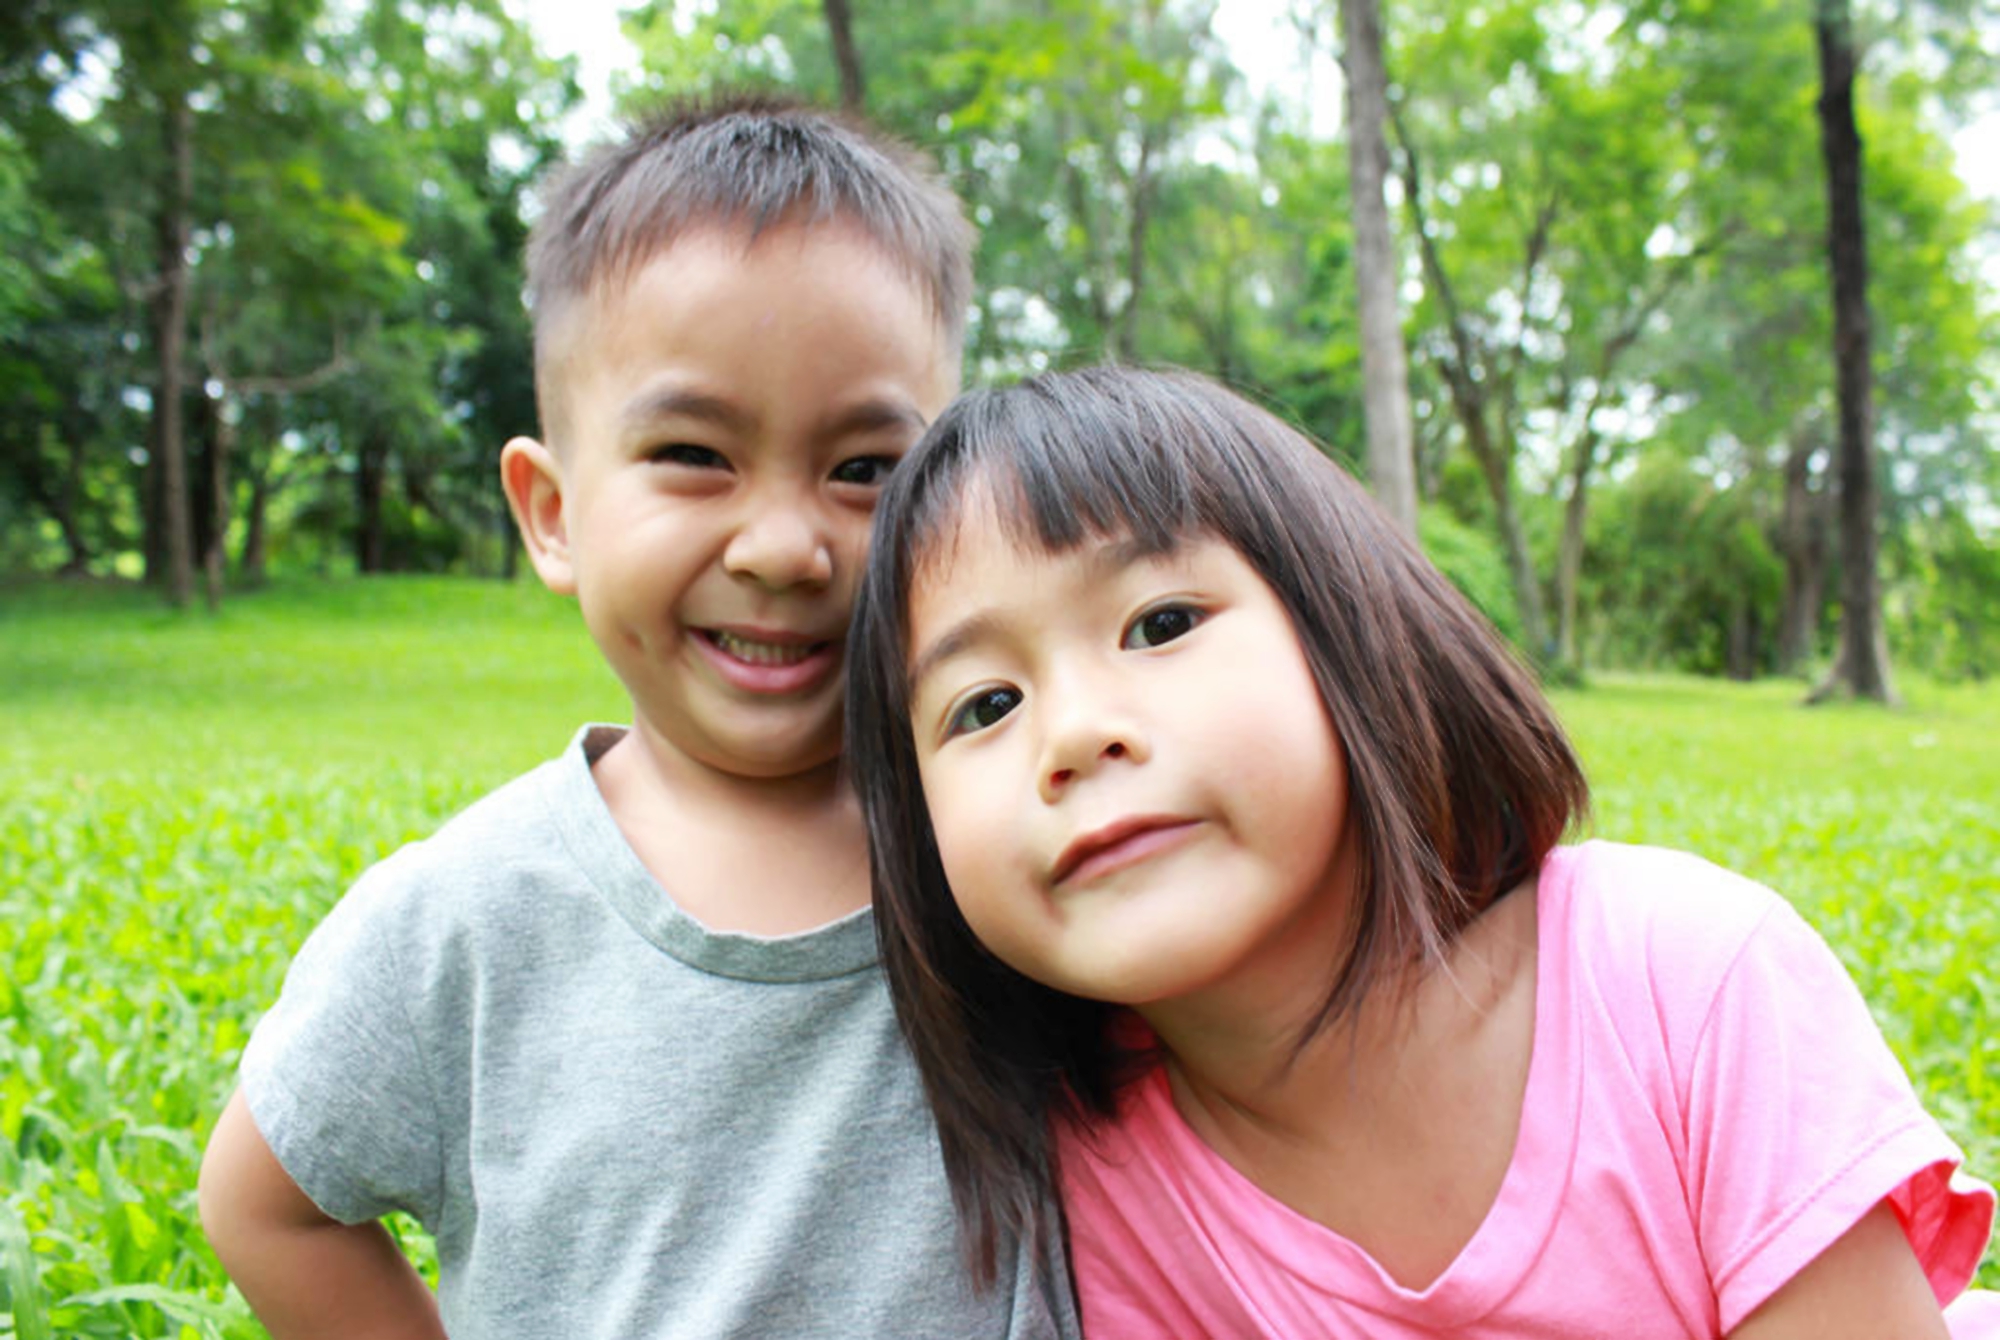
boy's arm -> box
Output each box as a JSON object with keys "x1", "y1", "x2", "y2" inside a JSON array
[{"x1": 199, "y1": 1089, "x2": 447, "y2": 1340}]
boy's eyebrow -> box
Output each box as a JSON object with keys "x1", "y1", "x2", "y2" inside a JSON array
[
  {"x1": 821, "y1": 397, "x2": 930, "y2": 440},
  {"x1": 618, "y1": 389, "x2": 926, "y2": 442},
  {"x1": 619, "y1": 387, "x2": 754, "y2": 436}
]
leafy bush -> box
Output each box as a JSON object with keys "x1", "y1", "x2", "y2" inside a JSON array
[
  {"x1": 1583, "y1": 458, "x2": 1784, "y2": 675},
  {"x1": 1420, "y1": 504, "x2": 1525, "y2": 648},
  {"x1": 1890, "y1": 507, "x2": 2000, "y2": 682}
]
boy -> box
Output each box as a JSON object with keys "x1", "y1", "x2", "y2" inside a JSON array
[{"x1": 198, "y1": 95, "x2": 1077, "y2": 1339}]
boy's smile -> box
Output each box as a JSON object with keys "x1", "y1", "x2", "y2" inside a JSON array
[
  {"x1": 693, "y1": 624, "x2": 838, "y2": 694},
  {"x1": 506, "y1": 220, "x2": 957, "y2": 783}
]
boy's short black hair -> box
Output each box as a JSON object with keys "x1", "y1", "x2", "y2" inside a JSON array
[
  {"x1": 525, "y1": 91, "x2": 974, "y2": 442},
  {"x1": 845, "y1": 364, "x2": 1589, "y2": 1285}
]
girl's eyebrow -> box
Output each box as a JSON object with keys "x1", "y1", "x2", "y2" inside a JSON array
[
  {"x1": 905, "y1": 535, "x2": 1173, "y2": 696},
  {"x1": 908, "y1": 612, "x2": 1002, "y2": 700}
]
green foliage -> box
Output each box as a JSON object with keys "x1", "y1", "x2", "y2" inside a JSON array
[
  {"x1": 1583, "y1": 454, "x2": 1786, "y2": 674},
  {"x1": 0, "y1": 579, "x2": 1993, "y2": 1331},
  {"x1": 1890, "y1": 507, "x2": 2000, "y2": 682},
  {"x1": 1, "y1": 0, "x2": 574, "y2": 585},
  {"x1": 1418, "y1": 504, "x2": 1524, "y2": 645},
  {"x1": 0, "y1": 0, "x2": 1995, "y2": 679}
]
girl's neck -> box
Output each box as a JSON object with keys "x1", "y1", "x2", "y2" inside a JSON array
[
  {"x1": 1149, "y1": 877, "x2": 1537, "y2": 1130},
  {"x1": 1143, "y1": 881, "x2": 1541, "y2": 1290}
]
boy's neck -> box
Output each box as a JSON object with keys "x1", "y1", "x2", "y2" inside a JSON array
[{"x1": 590, "y1": 723, "x2": 874, "y2": 937}]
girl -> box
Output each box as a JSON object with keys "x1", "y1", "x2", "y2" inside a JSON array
[{"x1": 845, "y1": 365, "x2": 1996, "y2": 1337}]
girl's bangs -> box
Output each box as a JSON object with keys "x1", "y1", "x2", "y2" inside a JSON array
[{"x1": 895, "y1": 375, "x2": 1238, "y2": 591}]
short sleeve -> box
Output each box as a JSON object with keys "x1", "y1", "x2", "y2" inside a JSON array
[
  {"x1": 1683, "y1": 897, "x2": 1994, "y2": 1330},
  {"x1": 238, "y1": 860, "x2": 447, "y2": 1227}
]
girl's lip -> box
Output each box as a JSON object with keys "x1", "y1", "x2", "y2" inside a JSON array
[
  {"x1": 691, "y1": 626, "x2": 838, "y2": 695},
  {"x1": 1050, "y1": 816, "x2": 1201, "y2": 887}
]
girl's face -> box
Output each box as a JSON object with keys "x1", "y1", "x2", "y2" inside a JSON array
[{"x1": 904, "y1": 489, "x2": 1359, "y2": 1019}]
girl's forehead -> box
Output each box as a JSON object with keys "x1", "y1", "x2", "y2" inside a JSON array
[
  {"x1": 906, "y1": 477, "x2": 1042, "y2": 593},
  {"x1": 904, "y1": 483, "x2": 1208, "y2": 622}
]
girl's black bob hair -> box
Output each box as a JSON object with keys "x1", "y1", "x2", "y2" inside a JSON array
[{"x1": 845, "y1": 365, "x2": 1588, "y2": 1286}]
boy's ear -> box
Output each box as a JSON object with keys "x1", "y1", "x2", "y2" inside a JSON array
[{"x1": 500, "y1": 436, "x2": 577, "y2": 596}]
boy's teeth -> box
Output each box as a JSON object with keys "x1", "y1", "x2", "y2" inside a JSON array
[{"x1": 712, "y1": 631, "x2": 817, "y2": 665}]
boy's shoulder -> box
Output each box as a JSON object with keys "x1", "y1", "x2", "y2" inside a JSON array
[{"x1": 341, "y1": 724, "x2": 619, "y2": 929}]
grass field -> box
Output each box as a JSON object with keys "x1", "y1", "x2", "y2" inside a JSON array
[{"x1": 2, "y1": 576, "x2": 1996, "y2": 1336}]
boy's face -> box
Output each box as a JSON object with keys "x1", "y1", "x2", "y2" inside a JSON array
[{"x1": 508, "y1": 222, "x2": 957, "y2": 781}]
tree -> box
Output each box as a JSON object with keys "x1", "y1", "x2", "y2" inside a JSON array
[
  {"x1": 2, "y1": 0, "x2": 572, "y2": 592},
  {"x1": 1807, "y1": 0, "x2": 1895, "y2": 703},
  {"x1": 623, "y1": 0, "x2": 1240, "y2": 373},
  {"x1": 1386, "y1": 0, "x2": 1706, "y2": 663},
  {"x1": 822, "y1": 0, "x2": 866, "y2": 112},
  {"x1": 1600, "y1": 0, "x2": 1992, "y2": 683},
  {"x1": 101, "y1": 0, "x2": 209, "y2": 606},
  {"x1": 1336, "y1": 0, "x2": 1416, "y2": 534}
]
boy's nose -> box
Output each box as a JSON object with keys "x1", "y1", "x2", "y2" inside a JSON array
[{"x1": 723, "y1": 505, "x2": 834, "y2": 591}]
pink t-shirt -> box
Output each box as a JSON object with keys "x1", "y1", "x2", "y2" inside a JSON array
[{"x1": 1059, "y1": 841, "x2": 1995, "y2": 1337}]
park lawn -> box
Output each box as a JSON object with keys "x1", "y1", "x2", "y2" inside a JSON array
[{"x1": 1, "y1": 575, "x2": 1995, "y2": 1336}]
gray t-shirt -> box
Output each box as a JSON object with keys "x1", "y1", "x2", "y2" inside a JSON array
[{"x1": 241, "y1": 725, "x2": 1076, "y2": 1338}]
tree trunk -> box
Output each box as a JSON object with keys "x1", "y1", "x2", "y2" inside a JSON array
[
  {"x1": 1554, "y1": 426, "x2": 1601, "y2": 668},
  {"x1": 141, "y1": 445, "x2": 165, "y2": 578},
  {"x1": 1807, "y1": 0, "x2": 1896, "y2": 704},
  {"x1": 822, "y1": 0, "x2": 866, "y2": 113},
  {"x1": 1114, "y1": 128, "x2": 1159, "y2": 363},
  {"x1": 240, "y1": 462, "x2": 271, "y2": 586},
  {"x1": 1726, "y1": 602, "x2": 1756, "y2": 681},
  {"x1": 18, "y1": 425, "x2": 94, "y2": 575},
  {"x1": 1339, "y1": 0, "x2": 1417, "y2": 536},
  {"x1": 1487, "y1": 455, "x2": 1548, "y2": 660},
  {"x1": 1391, "y1": 106, "x2": 1551, "y2": 659},
  {"x1": 356, "y1": 431, "x2": 388, "y2": 573},
  {"x1": 203, "y1": 393, "x2": 236, "y2": 608},
  {"x1": 152, "y1": 93, "x2": 197, "y2": 608},
  {"x1": 192, "y1": 389, "x2": 219, "y2": 574},
  {"x1": 1776, "y1": 426, "x2": 1828, "y2": 674},
  {"x1": 1457, "y1": 401, "x2": 1549, "y2": 657}
]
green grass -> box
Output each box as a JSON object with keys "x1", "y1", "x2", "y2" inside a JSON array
[
  {"x1": 1, "y1": 577, "x2": 626, "y2": 1338},
  {"x1": 1, "y1": 576, "x2": 1994, "y2": 1335}
]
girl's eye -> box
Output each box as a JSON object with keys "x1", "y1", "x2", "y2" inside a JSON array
[
  {"x1": 1123, "y1": 604, "x2": 1201, "y2": 650},
  {"x1": 652, "y1": 443, "x2": 726, "y2": 470},
  {"x1": 947, "y1": 687, "x2": 1021, "y2": 738},
  {"x1": 830, "y1": 455, "x2": 899, "y2": 487}
]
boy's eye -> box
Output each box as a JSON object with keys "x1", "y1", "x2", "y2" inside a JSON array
[
  {"x1": 830, "y1": 455, "x2": 899, "y2": 487},
  {"x1": 651, "y1": 443, "x2": 726, "y2": 469},
  {"x1": 947, "y1": 687, "x2": 1021, "y2": 738},
  {"x1": 1123, "y1": 604, "x2": 1201, "y2": 650}
]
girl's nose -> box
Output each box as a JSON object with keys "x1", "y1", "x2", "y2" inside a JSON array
[
  {"x1": 723, "y1": 499, "x2": 834, "y2": 591},
  {"x1": 1038, "y1": 687, "x2": 1147, "y2": 803}
]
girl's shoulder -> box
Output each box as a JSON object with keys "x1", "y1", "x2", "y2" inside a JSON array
[
  {"x1": 1541, "y1": 838, "x2": 1793, "y2": 960},
  {"x1": 1536, "y1": 840, "x2": 1819, "y2": 1044}
]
